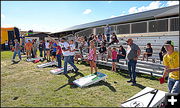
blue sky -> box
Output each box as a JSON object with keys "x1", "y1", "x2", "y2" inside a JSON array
[{"x1": 1, "y1": 1, "x2": 179, "y2": 33}]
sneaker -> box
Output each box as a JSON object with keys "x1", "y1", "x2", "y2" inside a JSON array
[
  {"x1": 12, "y1": 59, "x2": 15, "y2": 62},
  {"x1": 127, "y1": 80, "x2": 132, "y2": 83}
]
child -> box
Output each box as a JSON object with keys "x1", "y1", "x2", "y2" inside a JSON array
[
  {"x1": 25, "y1": 40, "x2": 33, "y2": 59},
  {"x1": 107, "y1": 47, "x2": 112, "y2": 61},
  {"x1": 112, "y1": 47, "x2": 118, "y2": 72},
  {"x1": 142, "y1": 43, "x2": 153, "y2": 61},
  {"x1": 88, "y1": 40, "x2": 97, "y2": 74},
  {"x1": 99, "y1": 44, "x2": 107, "y2": 61}
]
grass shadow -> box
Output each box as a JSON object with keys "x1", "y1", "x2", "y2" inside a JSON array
[
  {"x1": 84, "y1": 80, "x2": 117, "y2": 92},
  {"x1": 116, "y1": 69, "x2": 160, "y2": 81},
  {"x1": 11, "y1": 61, "x2": 20, "y2": 65},
  {"x1": 54, "y1": 71, "x2": 85, "y2": 91},
  {"x1": 134, "y1": 83, "x2": 146, "y2": 89}
]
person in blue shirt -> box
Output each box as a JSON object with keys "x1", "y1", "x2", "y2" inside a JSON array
[{"x1": 51, "y1": 42, "x2": 57, "y2": 62}]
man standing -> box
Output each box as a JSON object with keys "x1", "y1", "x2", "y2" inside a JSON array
[
  {"x1": 161, "y1": 41, "x2": 180, "y2": 93},
  {"x1": 126, "y1": 38, "x2": 141, "y2": 86},
  {"x1": 5, "y1": 40, "x2": 9, "y2": 50},
  {"x1": 39, "y1": 41, "x2": 44, "y2": 57},
  {"x1": 12, "y1": 39, "x2": 21, "y2": 62},
  {"x1": 60, "y1": 38, "x2": 79, "y2": 74},
  {"x1": 25, "y1": 40, "x2": 33, "y2": 59},
  {"x1": 104, "y1": 24, "x2": 111, "y2": 43}
]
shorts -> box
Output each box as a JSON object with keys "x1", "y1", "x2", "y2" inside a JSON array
[
  {"x1": 26, "y1": 50, "x2": 31, "y2": 54},
  {"x1": 51, "y1": 52, "x2": 56, "y2": 56},
  {"x1": 112, "y1": 59, "x2": 117, "y2": 62},
  {"x1": 46, "y1": 48, "x2": 50, "y2": 51}
]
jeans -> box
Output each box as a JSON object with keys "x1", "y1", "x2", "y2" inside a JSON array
[
  {"x1": 106, "y1": 34, "x2": 110, "y2": 42},
  {"x1": 168, "y1": 78, "x2": 180, "y2": 93},
  {"x1": 128, "y1": 59, "x2": 137, "y2": 83},
  {"x1": 56, "y1": 54, "x2": 62, "y2": 68},
  {"x1": 70, "y1": 55, "x2": 74, "y2": 63},
  {"x1": 5, "y1": 45, "x2": 9, "y2": 50},
  {"x1": 39, "y1": 50, "x2": 43, "y2": 57},
  {"x1": 12, "y1": 50, "x2": 21, "y2": 60},
  {"x1": 64, "y1": 56, "x2": 78, "y2": 74}
]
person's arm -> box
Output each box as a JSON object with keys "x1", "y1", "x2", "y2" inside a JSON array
[
  {"x1": 165, "y1": 67, "x2": 180, "y2": 74},
  {"x1": 48, "y1": 36, "x2": 58, "y2": 45}
]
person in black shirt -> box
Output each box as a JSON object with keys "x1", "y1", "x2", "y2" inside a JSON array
[
  {"x1": 108, "y1": 32, "x2": 119, "y2": 46},
  {"x1": 88, "y1": 34, "x2": 94, "y2": 47},
  {"x1": 99, "y1": 44, "x2": 107, "y2": 61},
  {"x1": 159, "y1": 46, "x2": 167, "y2": 64},
  {"x1": 142, "y1": 43, "x2": 153, "y2": 61},
  {"x1": 117, "y1": 45, "x2": 126, "y2": 62},
  {"x1": 39, "y1": 41, "x2": 45, "y2": 57}
]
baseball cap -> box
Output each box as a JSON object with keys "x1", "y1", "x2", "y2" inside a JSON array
[
  {"x1": 164, "y1": 40, "x2": 174, "y2": 46},
  {"x1": 126, "y1": 38, "x2": 133, "y2": 42}
]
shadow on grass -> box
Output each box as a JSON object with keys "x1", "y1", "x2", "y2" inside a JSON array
[
  {"x1": 84, "y1": 80, "x2": 117, "y2": 92},
  {"x1": 11, "y1": 61, "x2": 20, "y2": 65},
  {"x1": 54, "y1": 71, "x2": 85, "y2": 91},
  {"x1": 116, "y1": 69, "x2": 160, "y2": 81},
  {"x1": 133, "y1": 83, "x2": 146, "y2": 89}
]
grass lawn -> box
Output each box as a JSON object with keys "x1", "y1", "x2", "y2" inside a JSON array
[{"x1": 1, "y1": 51, "x2": 168, "y2": 107}]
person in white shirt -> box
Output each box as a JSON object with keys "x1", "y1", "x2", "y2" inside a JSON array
[
  {"x1": 49, "y1": 36, "x2": 79, "y2": 74},
  {"x1": 69, "y1": 40, "x2": 76, "y2": 63},
  {"x1": 45, "y1": 40, "x2": 50, "y2": 61},
  {"x1": 60, "y1": 38, "x2": 79, "y2": 74}
]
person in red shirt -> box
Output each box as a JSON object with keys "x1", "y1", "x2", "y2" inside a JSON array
[
  {"x1": 111, "y1": 47, "x2": 118, "y2": 72},
  {"x1": 56, "y1": 45, "x2": 62, "y2": 68}
]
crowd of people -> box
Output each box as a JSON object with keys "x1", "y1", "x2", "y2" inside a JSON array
[{"x1": 9, "y1": 24, "x2": 179, "y2": 93}]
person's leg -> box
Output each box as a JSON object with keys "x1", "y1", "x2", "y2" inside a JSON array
[
  {"x1": 89, "y1": 61, "x2": 93, "y2": 74},
  {"x1": 17, "y1": 50, "x2": 21, "y2": 60},
  {"x1": 112, "y1": 62, "x2": 114, "y2": 71},
  {"x1": 114, "y1": 62, "x2": 116, "y2": 71},
  {"x1": 68, "y1": 56, "x2": 78, "y2": 71},
  {"x1": 171, "y1": 80, "x2": 180, "y2": 93},
  {"x1": 48, "y1": 51, "x2": 50, "y2": 61},
  {"x1": 168, "y1": 78, "x2": 175, "y2": 93},
  {"x1": 131, "y1": 60, "x2": 137, "y2": 84},
  {"x1": 93, "y1": 61, "x2": 97, "y2": 73},
  {"x1": 142, "y1": 53, "x2": 145, "y2": 61},
  {"x1": 159, "y1": 52, "x2": 163, "y2": 61},
  {"x1": 40, "y1": 50, "x2": 42, "y2": 57},
  {"x1": 63, "y1": 56, "x2": 68, "y2": 74},
  {"x1": 127, "y1": 60, "x2": 132, "y2": 82},
  {"x1": 12, "y1": 51, "x2": 17, "y2": 60},
  {"x1": 56, "y1": 54, "x2": 61, "y2": 68}
]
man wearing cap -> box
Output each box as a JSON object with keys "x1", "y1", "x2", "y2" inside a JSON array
[
  {"x1": 126, "y1": 38, "x2": 141, "y2": 86},
  {"x1": 12, "y1": 39, "x2": 22, "y2": 62},
  {"x1": 161, "y1": 40, "x2": 180, "y2": 93}
]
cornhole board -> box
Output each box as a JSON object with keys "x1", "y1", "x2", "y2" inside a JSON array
[
  {"x1": 26, "y1": 57, "x2": 43, "y2": 62},
  {"x1": 73, "y1": 72, "x2": 107, "y2": 88},
  {"x1": 50, "y1": 65, "x2": 74, "y2": 75},
  {"x1": 37, "y1": 61, "x2": 58, "y2": 68},
  {"x1": 121, "y1": 87, "x2": 166, "y2": 107}
]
